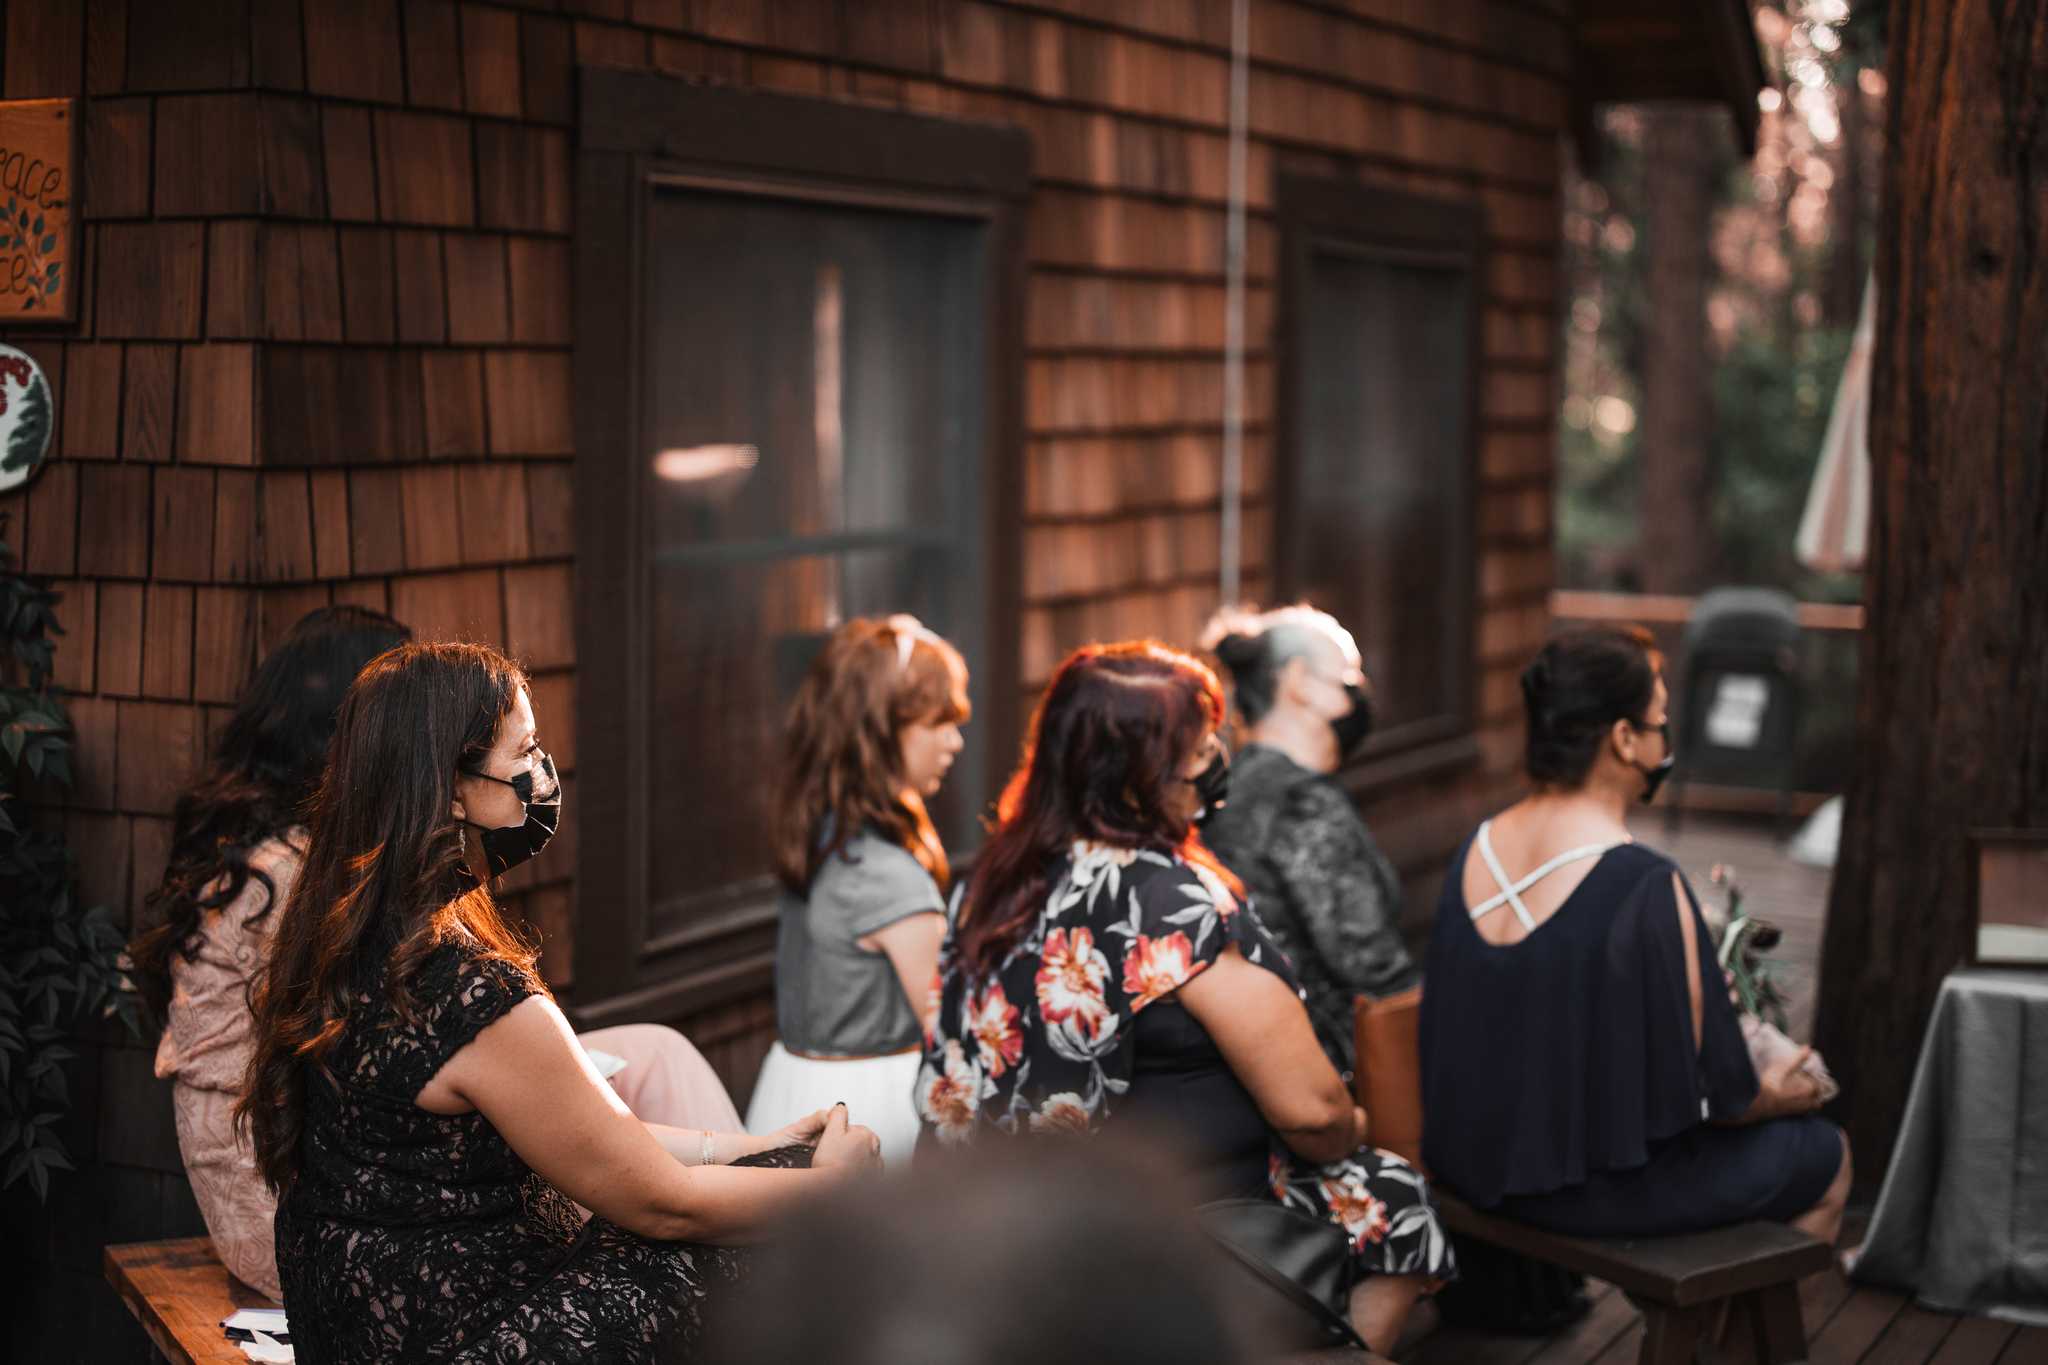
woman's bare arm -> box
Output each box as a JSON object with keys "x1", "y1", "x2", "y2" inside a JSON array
[
  {"x1": 427, "y1": 995, "x2": 844, "y2": 1243},
  {"x1": 1176, "y1": 948, "x2": 1361, "y2": 1164},
  {"x1": 858, "y1": 911, "x2": 945, "y2": 1030}
]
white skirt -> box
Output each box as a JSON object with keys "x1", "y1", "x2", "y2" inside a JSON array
[{"x1": 744, "y1": 1042, "x2": 924, "y2": 1168}]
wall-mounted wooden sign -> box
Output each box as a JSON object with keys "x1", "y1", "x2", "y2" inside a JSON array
[{"x1": 0, "y1": 99, "x2": 76, "y2": 323}]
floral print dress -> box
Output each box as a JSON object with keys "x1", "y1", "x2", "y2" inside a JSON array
[{"x1": 916, "y1": 841, "x2": 1456, "y2": 1282}]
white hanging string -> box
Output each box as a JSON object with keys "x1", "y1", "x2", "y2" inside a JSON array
[{"x1": 1220, "y1": 0, "x2": 1249, "y2": 603}]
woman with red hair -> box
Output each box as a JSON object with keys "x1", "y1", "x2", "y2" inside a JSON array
[{"x1": 915, "y1": 641, "x2": 1453, "y2": 1354}]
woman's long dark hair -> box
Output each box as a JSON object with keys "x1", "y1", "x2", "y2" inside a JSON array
[
  {"x1": 952, "y1": 641, "x2": 1241, "y2": 980},
  {"x1": 239, "y1": 641, "x2": 542, "y2": 1193},
  {"x1": 128, "y1": 606, "x2": 410, "y2": 1019},
  {"x1": 772, "y1": 616, "x2": 970, "y2": 895}
]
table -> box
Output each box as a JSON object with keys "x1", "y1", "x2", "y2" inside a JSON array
[{"x1": 1850, "y1": 968, "x2": 2048, "y2": 1324}]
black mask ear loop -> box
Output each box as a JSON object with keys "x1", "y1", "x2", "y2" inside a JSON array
[{"x1": 1632, "y1": 720, "x2": 1675, "y2": 805}]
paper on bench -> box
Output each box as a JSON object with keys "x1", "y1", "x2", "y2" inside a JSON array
[
  {"x1": 223, "y1": 1308, "x2": 289, "y2": 1336},
  {"x1": 240, "y1": 1329, "x2": 293, "y2": 1363}
]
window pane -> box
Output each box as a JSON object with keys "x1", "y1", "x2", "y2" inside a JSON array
[
  {"x1": 646, "y1": 547, "x2": 971, "y2": 929},
  {"x1": 1296, "y1": 248, "x2": 1473, "y2": 736},
  {"x1": 645, "y1": 189, "x2": 986, "y2": 553}
]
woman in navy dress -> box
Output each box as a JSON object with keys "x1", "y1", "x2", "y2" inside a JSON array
[{"x1": 1420, "y1": 626, "x2": 1852, "y2": 1243}]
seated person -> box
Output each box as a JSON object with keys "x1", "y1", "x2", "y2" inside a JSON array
[
  {"x1": 128, "y1": 608, "x2": 744, "y2": 1303},
  {"x1": 244, "y1": 641, "x2": 879, "y2": 1362},
  {"x1": 1419, "y1": 626, "x2": 1851, "y2": 1243},
  {"x1": 1201, "y1": 604, "x2": 1419, "y2": 1076},
  {"x1": 747, "y1": 616, "x2": 969, "y2": 1165},
  {"x1": 914, "y1": 641, "x2": 1456, "y2": 1355}
]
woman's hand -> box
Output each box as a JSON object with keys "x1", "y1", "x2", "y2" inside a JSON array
[
  {"x1": 764, "y1": 1107, "x2": 836, "y2": 1151},
  {"x1": 809, "y1": 1103, "x2": 883, "y2": 1176},
  {"x1": 1757, "y1": 1046, "x2": 1824, "y2": 1118}
]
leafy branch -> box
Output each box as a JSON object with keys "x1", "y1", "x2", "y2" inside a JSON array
[{"x1": 0, "y1": 511, "x2": 136, "y2": 1200}]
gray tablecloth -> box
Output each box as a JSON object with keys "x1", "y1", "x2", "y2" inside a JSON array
[{"x1": 1850, "y1": 968, "x2": 2048, "y2": 1323}]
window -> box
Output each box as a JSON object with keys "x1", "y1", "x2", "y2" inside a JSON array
[
  {"x1": 1274, "y1": 174, "x2": 1483, "y2": 781},
  {"x1": 574, "y1": 73, "x2": 1028, "y2": 1020}
]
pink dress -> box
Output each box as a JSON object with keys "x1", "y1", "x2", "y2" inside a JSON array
[{"x1": 155, "y1": 838, "x2": 742, "y2": 1303}]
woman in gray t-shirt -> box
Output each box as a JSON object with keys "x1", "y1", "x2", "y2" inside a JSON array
[{"x1": 745, "y1": 615, "x2": 971, "y2": 1163}]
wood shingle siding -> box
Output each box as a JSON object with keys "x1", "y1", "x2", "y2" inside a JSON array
[{"x1": 0, "y1": 6, "x2": 1640, "y2": 1352}]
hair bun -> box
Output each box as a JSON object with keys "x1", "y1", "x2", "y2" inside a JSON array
[{"x1": 1211, "y1": 631, "x2": 1262, "y2": 671}]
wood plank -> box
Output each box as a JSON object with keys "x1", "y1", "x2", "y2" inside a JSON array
[
  {"x1": 1438, "y1": 1195, "x2": 1835, "y2": 1308},
  {"x1": 475, "y1": 122, "x2": 571, "y2": 233},
  {"x1": 390, "y1": 568, "x2": 505, "y2": 647},
  {"x1": 1809, "y1": 1288, "x2": 1908, "y2": 1364},
  {"x1": 178, "y1": 344, "x2": 259, "y2": 466},
  {"x1": 401, "y1": 0, "x2": 466, "y2": 112},
  {"x1": 260, "y1": 584, "x2": 334, "y2": 653},
  {"x1": 206, "y1": 220, "x2": 263, "y2": 339},
  {"x1": 149, "y1": 466, "x2": 216, "y2": 582},
  {"x1": 303, "y1": 0, "x2": 405, "y2": 103},
  {"x1": 123, "y1": 0, "x2": 246, "y2": 92},
  {"x1": 504, "y1": 561, "x2": 572, "y2": 667},
  {"x1": 105, "y1": 1237, "x2": 274, "y2": 1365},
  {"x1": 192, "y1": 587, "x2": 259, "y2": 704},
  {"x1": 48, "y1": 578, "x2": 97, "y2": 692},
  {"x1": 309, "y1": 469, "x2": 353, "y2": 578},
  {"x1": 1864, "y1": 1305, "x2": 1962, "y2": 1364},
  {"x1": 85, "y1": 0, "x2": 128, "y2": 96},
  {"x1": 457, "y1": 462, "x2": 531, "y2": 564},
  {"x1": 66, "y1": 694, "x2": 118, "y2": 808},
  {"x1": 338, "y1": 226, "x2": 398, "y2": 342},
  {"x1": 519, "y1": 12, "x2": 576, "y2": 125},
  {"x1": 5, "y1": 0, "x2": 85, "y2": 98},
  {"x1": 374, "y1": 109, "x2": 475, "y2": 226},
  {"x1": 483, "y1": 350, "x2": 572, "y2": 455},
  {"x1": 123, "y1": 343, "x2": 178, "y2": 461},
  {"x1": 348, "y1": 468, "x2": 407, "y2": 575},
  {"x1": 400, "y1": 464, "x2": 462, "y2": 571},
  {"x1": 83, "y1": 97, "x2": 150, "y2": 219},
  {"x1": 259, "y1": 472, "x2": 317, "y2": 582},
  {"x1": 461, "y1": 2, "x2": 523, "y2": 117},
  {"x1": 1996, "y1": 1326, "x2": 2048, "y2": 1362},
  {"x1": 444, "y1": 232, "x2": 511, "y2": 343},
  {"x1": 141, "y1": 584, "x2": 195, "y2": 701},
  {"x1": 322, "y1": 103, "x2": 381, "y2": 223},
  {"x1": 507, "y1": 236, "x2": 569, "y2": 345},
  {"x1": 115, "y1": 700, "x2": 200, "y2": 815},
  {"x1": 95, "y1": 223, "x2": 203, "y2": 339},
  {"x1": 263, "y1": 225, "x2": 344, "y2": 342},
  {"x1": 525, "y1": 460, "x2": 573, "y2": 557},
  {"x1": 256, "y1": 94, "x2": 327, "y2": 217},
  {"x1": 251, "y1": 0, "x2": 305, "y2": 88},
  {"x1": 393, "y1": 227, "x2": 448, "y2": 342},
  {"x1": 77, "y1": 464, "x2": 151, "y2": 577},
  {"x1": 1525, "y1": 1282, "x2": 1642, "y2": 1363},
  {"x1": 97, "y1": 581, "x2": 144, "y2": 697},
  {"x1": 23, "y1": 460, "x2": 77, "y2": 575},
  {"x1": 421, "y1": 349, "x2": 488, "y2": 457},
  {"x1": 212, "y1": 469, "x2": 259, "y2": 583},
  {"x1": 155, "y1": 94, "x2": 262, "y2": 216},
  {"x1": 1927, "y1": 1316, "x2": 2019, "y2": 1364}
]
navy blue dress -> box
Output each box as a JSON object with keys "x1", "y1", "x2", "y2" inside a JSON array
[{"x1": 1419, "y1": 836, "x2": 1841, "y2": 1237}]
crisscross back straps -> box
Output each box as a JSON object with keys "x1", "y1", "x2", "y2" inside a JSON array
[{"x1": 1470, "y1": 820, "x2": 1623, "y2": 933}]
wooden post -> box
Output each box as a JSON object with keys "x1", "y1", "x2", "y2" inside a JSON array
[{"x1": 1813, "y1": 1, "x2": 2048, "y2": 1179}]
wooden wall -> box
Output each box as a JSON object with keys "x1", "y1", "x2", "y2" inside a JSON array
[{"x1": 0, "y1": 2, "x2": 1568, "y2": 1358}]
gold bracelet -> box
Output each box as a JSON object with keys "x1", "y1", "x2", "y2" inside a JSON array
[{"x1": 700, "y1": 1130, "x2": 716, "y2": 1166}]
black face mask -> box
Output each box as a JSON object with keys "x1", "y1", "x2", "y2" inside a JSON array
[
  {"x1": 1189, "y1": 746, "x2": 1232, "y2": 824},
  {"x1": 462, "y1": 752, "x2": 562, "y2": 878},
  {"x1": 1330, "y1": 681, "x2": 1376, "y2": 758},
  {"x1": 1632, "y1": 722, "x2": 1675, "y2": 806}
]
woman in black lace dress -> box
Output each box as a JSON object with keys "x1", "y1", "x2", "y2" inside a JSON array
[{"x1": 240, "y1": 642, "x2": 880, "y2": 1363}]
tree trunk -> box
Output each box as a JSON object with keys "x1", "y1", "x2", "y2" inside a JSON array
[
  {"x1": 1812, "y1": 1, "x2": 2048, "y2": 1188},
  {"x1": 1635, "y1": 107, "x2": 1720, "y2": 593},
  {"x1": 1823, "y1": 77, "x2": 1867, "y2": 329}
]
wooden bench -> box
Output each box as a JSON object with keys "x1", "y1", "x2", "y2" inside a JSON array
[
  {"x1": 1437, "y1": 1193, "x2": 1833, "y2": 1365},
  {"x1": 104, "y1": 1237, "x2": 280, "y2": 1365}
]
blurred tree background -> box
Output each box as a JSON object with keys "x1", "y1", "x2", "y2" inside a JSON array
[{"x1": 1558, "y1": 0, "x2": 1886, "y2": 605}]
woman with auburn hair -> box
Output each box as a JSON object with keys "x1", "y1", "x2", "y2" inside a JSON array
[
  {"x1": 245, "y1": 641, "x2": 880, "y2": 1364},
  {"x1": 746, "y1": 614, "x2": 970, "y2": 1164},
  {"x1": 915, "y1": 641, "x2": 1454, "y2": 1355}
]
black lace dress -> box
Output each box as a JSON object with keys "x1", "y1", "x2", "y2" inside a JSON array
[{"x1": 276, "y1": 939, "x2": 775, "y2": 1363}]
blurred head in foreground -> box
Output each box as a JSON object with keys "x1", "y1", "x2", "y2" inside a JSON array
[{"x1": 702, "y1": 1139, "x2": 1256, "y2": 1365}]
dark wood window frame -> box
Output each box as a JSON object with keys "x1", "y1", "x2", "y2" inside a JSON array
[
  {"x1": 1271, "y1": 172, "x2": 1485, "y2": 799},
  {"x1": 571, "y1": 69, "x2": 1030, "y2": 1027}
]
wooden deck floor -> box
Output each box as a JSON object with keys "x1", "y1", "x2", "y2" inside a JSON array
[{"x1": 1401, "y1": 815, "x2": 2044, "y2": 1365}]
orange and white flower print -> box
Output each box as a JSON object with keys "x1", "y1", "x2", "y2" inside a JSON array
[
  {"x1": 1121, "y1": 930, "x2": 1203, "y2": 1010},
  {"x1": 1188, "y1": 859, "x2": 1241, "y2": 920},
  {"x1": 1318, "y1": 1176, "x2": 1392, "y2": 1250},
  {"x1": 964, "y1": 981, "x2": 1024, "y2": 1078},
  {"x1": 1035, "y1": 926, "x2": 1112, "y2": 1042},
  {"x1": 920, "y1": 968, "x2": 944, "y2": 1046},
  {"x1": 918, "y1": 1040, "x2": 990, "y2": 1145},
  {"x1": 1028, "y1": 1091, "x2": 1094, "y2": 1134}
]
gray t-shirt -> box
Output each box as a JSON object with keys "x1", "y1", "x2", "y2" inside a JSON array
[{"x1": 774, "y1": 831, "x2": 943, "y2": 1056}]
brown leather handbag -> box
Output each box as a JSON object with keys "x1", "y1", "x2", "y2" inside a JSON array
[{"x1": 1351, "y1": 984, "x2": 1426, "y2": 1170}]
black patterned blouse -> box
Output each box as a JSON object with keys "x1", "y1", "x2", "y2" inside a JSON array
[
  {"x1": 276, "y1": 937, "x2": 754, "y2": 1364},
  {"x1": 1201, "y1": 744, "x2": 1419, "y2": 1074}
]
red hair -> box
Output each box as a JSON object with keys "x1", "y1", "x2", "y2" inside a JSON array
[{"x1": 953, "y1": 641, "x2": 1242, "y2": 979}]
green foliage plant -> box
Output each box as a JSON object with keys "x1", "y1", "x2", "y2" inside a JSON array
[{"x1": 0, "y1": 511, "x2": 137, "y2": 1199}]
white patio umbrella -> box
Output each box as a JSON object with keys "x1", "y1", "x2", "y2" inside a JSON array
[
  {"x1": 1794, "y1": 274, "x2": 1874, "y2": 573},
  {"x1": 1788, "y1": 274, "x2": 1874, "y2": 867}
]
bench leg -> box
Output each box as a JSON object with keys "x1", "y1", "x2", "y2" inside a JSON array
[
  {"x1": 1747, "y1": 1283, "x2": 1808, "y2": 1364},
  {"x1": 1637, "y1": 1303, "x2": 1708, "y2": 1365}
]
